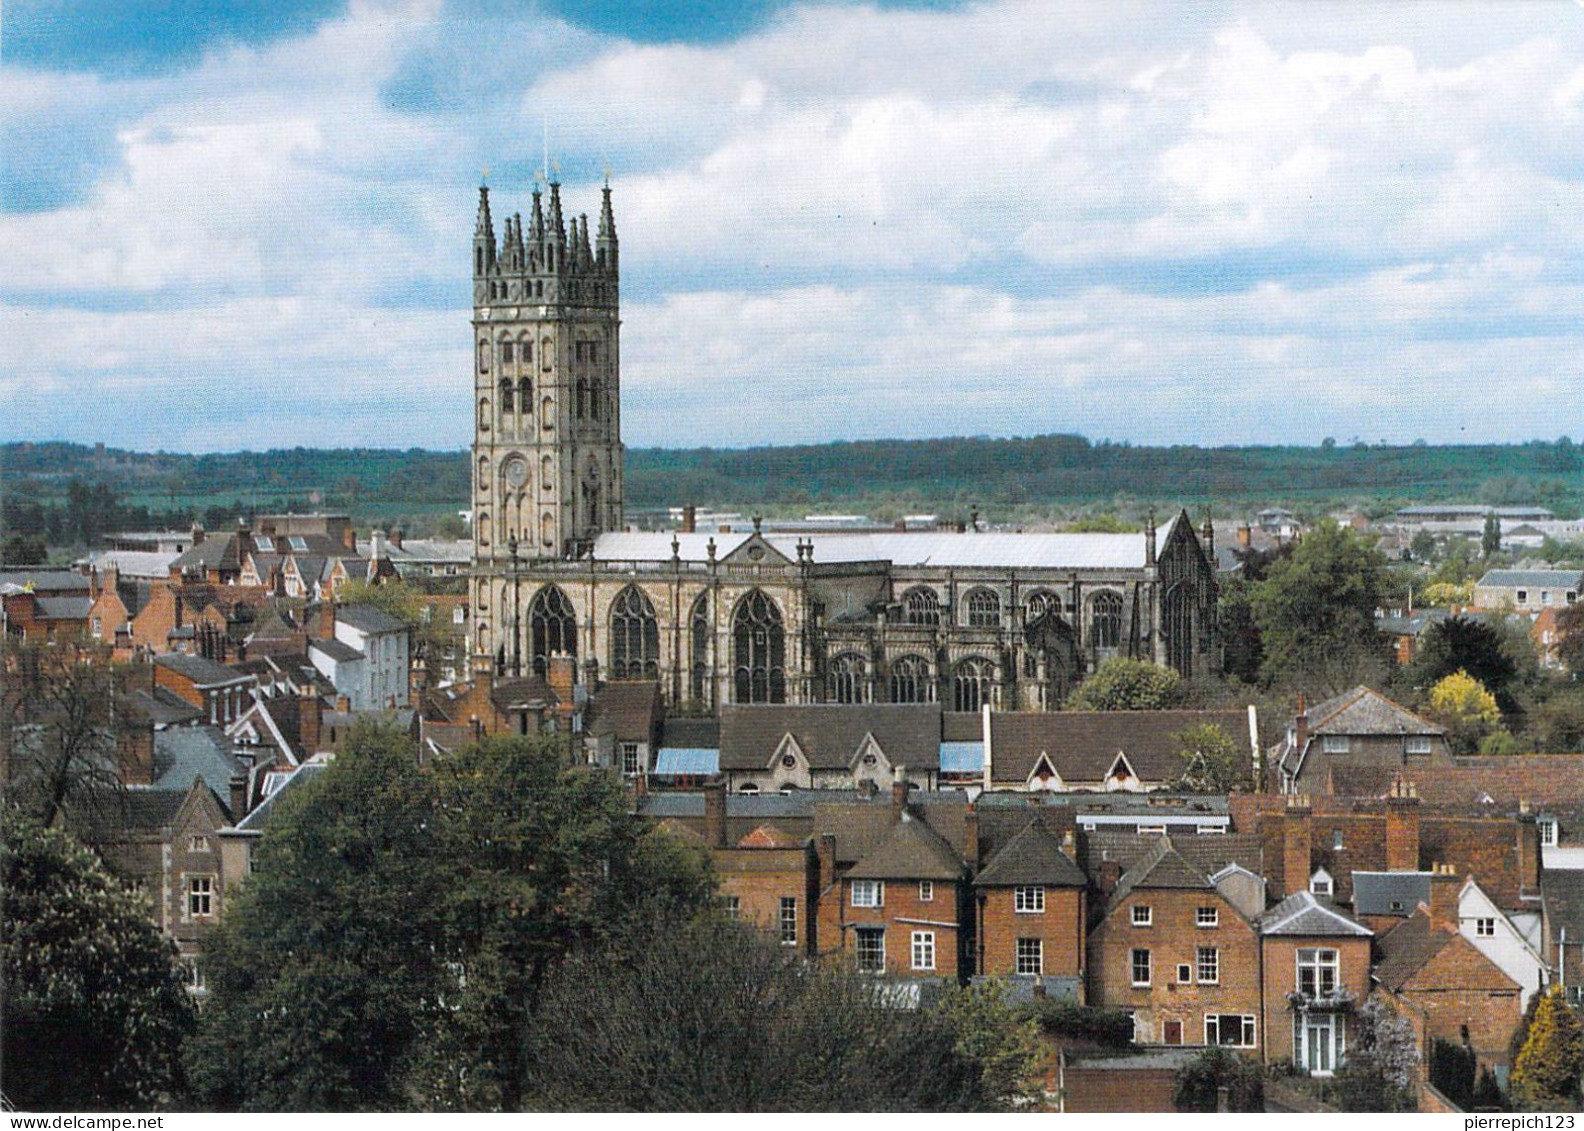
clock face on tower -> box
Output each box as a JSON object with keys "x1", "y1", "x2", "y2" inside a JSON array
[{"x1": 503, "y1": 456, "x2": 529, "y2": 488}]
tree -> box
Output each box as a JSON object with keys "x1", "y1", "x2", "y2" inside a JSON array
[
  {"x1": 1420, "y1": 581, "x2": 1472, "y2": 608},
  {"x1": 1065, "y1": 657, "x2": 1183, "y2": 711},
  {"x1": 1, "y1": 809, "x2": 195, "y2": 1110},
  {"x1": 1482, "y1": 513, "x2": 1502, "y2": 558},
  {"x1": 1525, "y1": 689, "x2": 1584, "y2": 753},
  {"x1": 1249, "y1": 521, "x2": 1388, "y2": 694},
  {"x1": 1429, "y1": 1038, "x2": 1477, "y2": 1111},
  {"x1": 1174, "y1": 1047, "x2": 1263, "y2": 1112},
  {"x1": 1410, "y1": 530, "x2": 1437, "y2": 562},
  {"x1": 1411, "y1": 616, "x2": 1520, "y2": 709},
  {"x1": 1335, "y1": 996, "x2": 1420, "y2": 1112},
  {"x1": 1427, "y1": 670, "x2": 1501, "y2": 754},
  {"x1": 1510, "y1": 987, "x2": 1584, "y2": 1111},
  {"x1": 1173, "y1": 722, "x2": 1249, "y2": 792},
  {"x1": 521, "y1": 917, "x2": 1041, "y2": 1111},
  {"x1": 1557, "y1": 602, "x2": 1584, "y2": 675}
]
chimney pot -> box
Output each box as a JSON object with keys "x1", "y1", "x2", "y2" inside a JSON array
[{"x1": 891, "y1": 767, "x2": 910, "y2": 824}]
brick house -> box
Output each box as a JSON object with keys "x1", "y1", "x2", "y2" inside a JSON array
[
  {"x1": 699, "y1": 781, "x2": 816, "y2": 953},
  {"x1": 971, "y1": 817, "x2": 1089, "y2": 990},
  {"x1": 1257, "y1": 890, "x2": 1373, "y2": 1074},
  {"x1": 1272, "y1": 687, "x2": 1452, "y2": 794},
  {"x1": 1087, "y1": 838, "x2": 1262, "y2": 1051},
  {"x1": 1372, "y1": 873, "x2": 1523, "y2": 1073},
  {"x1": 585, "y1": 680, "x2": 662, "y2": 778},
  {"x1": 153, "y1": 653, "x2": 256, "y2": 727}
]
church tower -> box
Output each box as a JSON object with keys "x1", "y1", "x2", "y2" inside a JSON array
[{"x1": 469, "y1": 178, "x2": 622, "y2": 674}]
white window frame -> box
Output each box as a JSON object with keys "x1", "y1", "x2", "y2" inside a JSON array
[
  {"x1": 919, "y1": 879, "x2": 934, "y2": 903},
  {"x1": 1131, "y1": 948, "x2": 1151, "y2": 987},
  {"x1": 1405, "y1": 735, "x2": 1433, "y2": 755},
  {"x1": 1310, "y1": 870, "x2": 1333, "y2": 897},
  {"x1": 1538, "y1": 818, "x2": 1558, "y2": 847},
  {"x1": 1296, "y1": 1012, "x2": 1344, "y2": 1076},
  {"x1": 189, "y1": 835, "x2": 210, "y2": 853},
  {"x1": 856, "y1": 927, "x2": 885, "y2": 973},
  {"x1": 1016, "y1": 937, "x2": 1043, "y2": 976},
  {"x1": 1475, "y1": 917, "x2": 1496, "y2": 938},
  {"x1": 187, "y1": 875, "x2": 214, "y2": 918},
  {"x1": 1321, "y1": 735, "x2": 1350, "y2": 754},
  {"x1": 1197, "y1": 946, "x2": 1219, "y2": 985},
  {"x1": 619, "y1": 741, "x2": 641, "y2": 777},
  {"x1": 1132, "y1": 904, "x2": 1153, "y2": 927},
  {"x1": 779, "y1": 897, "x2": 798, "y2": 946},
  {"x1": 1196, "y1": 906, "x2": 1219, "y2": 928},
  {"x1": 1205, "y1": 1014, "x2": 1256, "y2": 1048},
  {"x1": 1297, "y1": 947, "x2": 1340, "y2": 998},
  {"x1": 723, "y1": 895, "x2": 741, "y2": 920},
  {"x1": 911, "y1": 930, "x2": 936, "y2": 972},
  {"x1": 1015, "y1": 885, "x2": 1046, "y2": 913},
  {"x1": 851, "y1": 879, "x2": 884, "y2": 908}
]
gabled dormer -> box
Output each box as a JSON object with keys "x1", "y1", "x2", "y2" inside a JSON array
[
  {"x1": 767, "y1": 732, "x2": 811, "y2": 789},
  {"x1": 850, "y1": 731, "x2": 892, "y2": 787},
  {"x1": 721, "y1": 530, "x2": 794, "y2": 568},
  {"x1": 1026, "y1": 750, "x2": 1064, "y2": 792},
  {"x1": 1103, "y1": 750, "x2": 1142, "y2": 792}
]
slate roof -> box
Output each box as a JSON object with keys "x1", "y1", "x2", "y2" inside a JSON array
[
  {"x1": 233, "y1": 760, "x2": 330, "y2": 832},
  {"x1": 489, "y1": 674, "x2": 557, "y2": 710},
  {"x1": 1259, "y1": 890, "x2": 1372, "y2": 937},
  {"x1": 151, "y1": 725, "x2": 244, "y2": 794},
  {"x1": 34, "y1": 596, "x2": 93, "y2": 619},
  {"x1": 987, "y1": 709, "x2": 1250, "y2": 784},
  {"x1": 844, "y1": 813, "x2": 965, "y2": 881},
  {"x1": 309, "y1": 637, "x2": 363, "y2": 663},
  {"x1": 169, "y1": 535, "x2": 241, "y2": 574},
  {"x1": 1541, "y1": 870, "x2": 1584, "y2": 943},
  {"x1": 1082, "y1": 829, "x2": 1264, "y2": 884},
  {"x1": 154, "y1": 652, "x2": 250, "y2": 686},
  {"x1": 586, "y1": 681, "x2": 660, "y2": 740},
  {"x1": 1351, "y1": 871, "x2": 1433, "y2": 917},
  {"x1": 660, "y1": 717, "x2": 720, "y2": 750},
  {"x1": 85, "y1": 550, "x2": 181, "y2": 578},
  {"x1": 974, "y1": 818, "x2": 1087, "y2": 888},
  {"x1": 337, "y1": 603, "x2": 409, "y2": 635},
  {"x1": 718, "y1": 703, "x2": 942, "y2": 772},
  {"x1": 127, "y1": 687, "x2": 205, "y2": 726},
  {"x1": 1476, "y1": 569, "x2": 1582, "y2": 590},
  {"x1": 1109, "y1": 838, "x2": 1212, "y2": 906},
  {"x1": 1304, "y1": 686, "x2": 1444, "y2": 738},
  {"x1": 0, "y1": 570, "x2": 90, "y2": 592}
]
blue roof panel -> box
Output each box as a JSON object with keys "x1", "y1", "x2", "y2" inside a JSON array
[
  {"x1": 654, "y1": 747, "x2": 719, "y2": 775},
  {"x1": 940, "y1": 741, "x2": 984, "y2": 773}
]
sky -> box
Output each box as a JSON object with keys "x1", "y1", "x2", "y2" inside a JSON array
[{"x1": 3, "y1": 0, "x2": 1583, "y2": 453}]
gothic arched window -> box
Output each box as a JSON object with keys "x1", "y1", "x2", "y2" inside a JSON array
[
  {"x1": 528, "y1": 585, "x2": 577, "y2": 676},
  {"x1": 499, "y1": 377, "x2": 514, "y2": 414},
  {"x1": 1091, "y1": 591, "x2": 1124, "y2": 649},
  {"x1": 609, "y1": 585, "x2": 660, "y2": 680},
  {"x1": 965, "y1": 588, "x2": 1001, "y2": 628},
  {"x1": 1163, "y1": 585, "x2": 1193, "y2": 676},
  {"x1": 827, "y1": 653, "x2": 867, "y2": 704},
  {"x1": 902, "y1": 587, "x2": 940, "y2": 626},
  {"x1": 517, "y1": 377, "x2": 532, "y2": 410},
  {"x1": 501, "y1": 339, "x2": 514, "y2": 364},
  {"x1": 953, "y1": 656, "x2": 993, "y2": 713},
  {"x1": 518, "y1": 336, "x2": 531, "y2": 365},
  {"x1": 889, "y1": 654, "x2": 934, "y2": 704},
  {"x1": 690, "y1": 593, "x2": 712, "y2": 708},
  {"x1": 1026, "y1": 590, "x2": 1059, "y2": 623},
  {"x1": 576, "y1": 378, "x2": 589, "y2": 418},
  {"x1": 478, "y1": 339, "x2": 490, "y2": 372},
  {"x1": 732, "y1": 589, "x2": 785, "y2": 704}
]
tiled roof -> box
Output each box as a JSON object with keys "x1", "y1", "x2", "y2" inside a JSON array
[
  {"x1": 1082, "y1": 829, "x2": 1263, "y2": 883},
  {"x1": 1476, "y1": 569, "x2": 1582, "y2": 589},
  {"x1": 309, "y1": 637, "x2": 363, "y2": 663},
  {"x1": 738, "y1": 824, "x2": 802, "y2": 848},
  {"x1": 35, "y1": 596, "x2": 93, "y2": 619},
  {"x1": 1109, "y1": 838, "x2": 1212, "y2": 905},
  {"x1": 337, "y1": 603, "x2": 409, "y2": 635},
  {"x1": 1259, "y1": 890, "x2": 1371, "y2": 937},
  {"x1": 169, "y1": 535, "x2": 241, "y2": 574},
  {"x1": 234, "y1": 760, "x2": 329, "y2": 832},
  {"x1": 127, "y1": 687, "x2": 205, "y2": 726},
  {"x1": 1372, "y1": 910, "x2": 1455, "y2": 989},
  {"x1": 1400, "y1": 756, "x2": 1584, "y2": 810},
  {"x1": 974, "y1": 818, "x2": 1087, "y2": 888},
  {"x1": 1541, "y1": 870, "x2": 1584, "y2": 942},
  {"x1": 718, "y1": 703, "x2": 942, "y2": 772},
  {"x1": 660, "y1": 718, "x2": 720, "y2": 749},
  {"x1": 942, "y1": 712, "x2": 982, "y2": 742},
  {"x1": 489, "y1": 674, "x2": 556, "y2": 711},
  {"x1": 0, "y1": 570, "x2": 90, "y2": 592},
  {"x1": 586, "y1": 681, "x2": 660, "y2": 740},
  {"x1": 152, "y1": 725, "x2": 244, "y2": 794},
  {"x1": 1351, "y1": 871, "x2": 1432, "y2": 917},
  {"x1": 1305, "y1": 686, "x2": 1444, "y2": 737},
  {"x1": 989, "y1": 709, "x2": 1250, "y2": 784},
  {"x1": 844, "y1": 812, "x2": 965, "y2": 881},
  {"x1": 154, "y1": 652, "x2": 250, "y2": 686}
]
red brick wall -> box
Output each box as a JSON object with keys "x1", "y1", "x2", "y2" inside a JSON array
[
  {"x1": 715, "y1": 847, "x2": 814, "y2": 953},
  {"x1": 1259, "y1": 936, "x2": 1372, "y2": 1064},
  {"x1": 835, "y1": 876, "x2": 961, "y2": 978},
  {"x1": 1397, "y1": 935, "x2": 1522, "y2": 1068},
  {"x1": 977, "y1": 885, "x2": 1084, "y2": 983},
  {"x1": 1088, "y1": 888, "x2": 1260, "y2": 1050},
  {"x1": 1061, "y1": 1065, "x2": 1181, "y2": 1113}
]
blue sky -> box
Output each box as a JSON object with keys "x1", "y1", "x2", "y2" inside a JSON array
[{"x1": 3, "y1": 0, "x2": 1582, "y2": 452}]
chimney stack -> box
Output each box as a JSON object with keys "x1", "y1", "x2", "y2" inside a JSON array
[
  {"x1": 891, "y1": 765, "x2": 910, "y2": 824},
  {"x1": 964, "y1": 803, "x2": 980, "y2": 868},
  {"x1": 1293, "y1": 693, "x2": 1309, "y2": 757},
  {"x1": 1428, "y1": 863, "x2": 1462, "y2": 930},
  {"x1": 1516, "y1": 808, "x2": 1540, "y2": 892},
  {"x1": 1098, "y1": 858, "x2": 1122, "y2": 899},
  {"x1": 1385, "y1": 778, "x2": 1421, "y2": 872},
  {"x1": 229, "y1": 772, "x2": 249, "y2": 821},
  {"x1": 342, "y1": 524, "x2": 357, "y2": 552},
  {"x1": 298, "y1": 687, "x2": 323, "y2": 757},
  {"x1": 705, "y1": 777, "x2": 728, "y2": 849},
  {"x1": 1062, "y1": 828, "x2": 1077, "y2": 861},
  {"x1": 1236, "y1": 524, "x2": 1251, "y2": 550},
  {"x1": 389, "y1": 527, "x2": 404, "y2": 550},
  {"x1": 682, "y1": 505, "x2": 697, "y2": 534},
  {"x1": 1283, "y1": 793, "x2": 1313, "y2": 897},
  {"x1": 817, "y1": 832, "x2": 836, "y2": 894},
  {"x1": 547, "y1": 654, "x2": 575, "y2": 705}
]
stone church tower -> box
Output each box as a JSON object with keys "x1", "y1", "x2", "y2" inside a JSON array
[{"x1": 469, "y1": 179, "x2": 622, "y2": 674}]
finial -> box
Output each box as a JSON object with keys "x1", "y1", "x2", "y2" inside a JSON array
[
  {"x1": 707, "y1": 537, "x2": 717, "y2": 562},
  {"x1": 752, "y1": 514, "x2": 763, "y2": 534},
  {"x1": 481, "y1": 165, "x2": 490, "y2": 186}
]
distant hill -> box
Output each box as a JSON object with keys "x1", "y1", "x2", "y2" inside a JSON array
[{"x1": 3, "y1": 436, "x2": 1580, "y2": 532}]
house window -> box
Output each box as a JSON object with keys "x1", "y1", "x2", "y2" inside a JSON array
[
  {"x1": 619, "y1": 742, "x2": 641, "y2": 777},
  {"x1": 1538, "y1": 818, "x2": 1558, "y2": 846},
  {"x1": 919, "y1": 880, "x2": 934, "y2": 902},
  {"x1": 1475, "y1": 918, "x2": 1496, "y2": 937},
  {"x1": 1332, "y1": 828, "x2": 1345, "y2": 851},
  {"x1": 1132, "y1": 905, "x2": 1153, "y2": 927},
  {"x1": 1017, "y1": 938, "x2": 1043, "y2": 976},
  {"x1": 1516, "y1": 590, "x2": 1528, "y2": 605},
  {"x1": 780, "y1": 897, "x2": 798, "y2": 946},
  {"x1": 1322, "y1": 735, "x2": 1349, "y2": 754},
  {"x1": 856, "y1": 927, "x2": 885, "y2": 972},
  {"x1": 852, "y1": 880, "x2": 884, "y2": 908},
  {"x1": 188, "y1": 876, "x2": 214, "y2": 917},
  {"x1": 91, "y1": 617, "x2": 102, "y2": 638},
  {"x1": 1310, "y1": 870, "x2": 1333, "y2": 897},
  {"x1": 723, "y1": 895, "x2": 740, "y2": 920},
  {"x1": 1297, "y1": 948, "x2": 1339, "y2": 998},
  {"x1": 1196, "y1": 906, "x2": 1219, "y2": 928},
  {"x1": 1405, "y1": 736, "x2": 1433, "y2": 755},
  {"x1": 188, "y1": 962, "x2": 206, "y2": 995},
  {"x1": 1015, "y1": 886, "x2": 1045, "y2": 913},
  {"x1": 1176, "y1": 963, "x2": 1193, "y2": 984},
  {"x1": 1123, "y1": 1010, "x2": 1138, "y2": 1043},
  {"x1": 912, "y1": 930, "x2": 936, "y2": 971},
  {"x1": 189, "y1": 836, "x2": 210, "y2": 853},
  {"x1": 1205, "y1": 1014, "x2": 1256, "y2": 1048},
  {"x1": 1197, "y1": 947, "x2": 1219, "y2": 984},
  {"x1": 1131, "y1": 948, "x2": 1151, "y2": 986}
]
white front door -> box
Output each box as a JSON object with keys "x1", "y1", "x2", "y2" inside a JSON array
[{"x1": 1297, "y1": 1013, "x2": 1344, "y2": 1075}]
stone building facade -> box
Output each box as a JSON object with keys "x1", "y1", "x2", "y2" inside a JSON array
[{"x1": 467, "y1": 179, "x2": 1220, "y2": 710}]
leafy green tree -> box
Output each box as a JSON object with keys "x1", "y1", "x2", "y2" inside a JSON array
[
  {"x1": 1557, "y1": 602, "x2": 1584, "y2": 675},
  {"x1": 1173, "y1": 722, "x2": 1249, "y2": 792},
  {"x1": 1525, "y1": 688, "x2": 1584, "y2": 753},
  {"x1": 1482, "y1": 514, "x2": 1502, "y2": 558},
  {"x1": 1510, "y1": 987, "x2": 1584, "y2": 1111},
  {"x1": 1410, "y1": 530, "x2": 1437, "y2": 562},
  {"x1": 1428, "y1": 669, "x2": 1500, "y2": 754},
  {"x1": 2, "y1": 809, "x2": 195, "y2": 1110},
  {"x1": 336, "y1": 577, "x2": 455, "y2": 668},
  {"x1": 1249, "y1": 520, "x2": 1388, "y2": 694},
  {"x1": 1412, "y1": 616, "x2": 1521, "y2": 709},
  {"x1": 1065, "y1": 657, "x2": 1183, "y2": 710},
  {"x1": 1173, "y1": 1047, "x2": 1263, "y2": 1112},
  {"x1": 1420, "y1": 581, "x2": 1472, "y2": 608}
]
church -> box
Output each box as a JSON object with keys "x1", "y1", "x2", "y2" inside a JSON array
[{"x1": 467, "y1": 180, "x2": 1219, "y2": 713}]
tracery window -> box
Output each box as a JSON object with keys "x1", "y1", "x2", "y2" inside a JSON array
[
  {"x1": 690, "y1": 593, "x2": 712, "y2": 707},
  {"x1": 528, "y1": 585, "x2": 577, "y2": 676},
  {"x1": 827, "y1": 653, "x2": 868, "y2": 704},
  {"x1": 889, "y1": 654, "x2": 934, "y2": 703},
  {"x1": 609, "y1": 586, "x2": 660, "y2": 679},
  {"x1": 733, "y1": 589, "x2": 785, "y2": 704},
  {"x1": 902, "y1": 587, "x2": 940, "y2": 626},
  {"x1": 964, "y1": 588, "x2": 1000, "y2": 628},
  {"x1": 953, "y1": 656, "x2": 993, "y2": 712},
  {"x1": 1091, "y1": 591, "x2": 1124, "y2": 649}
]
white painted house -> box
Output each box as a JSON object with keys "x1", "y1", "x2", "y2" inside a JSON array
[
  {"x1": 1459, "y1": 877, "x2": 1550, "y2": 1010},
  {"x1": 308, "y1": 604, "x2": 411, "y2": 711}
]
